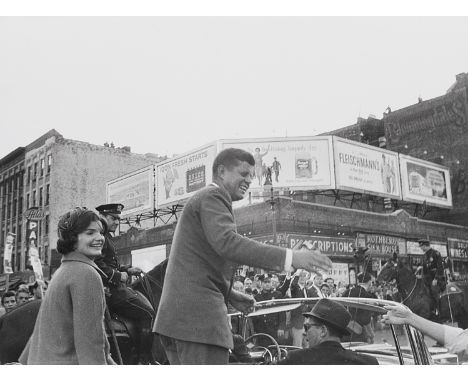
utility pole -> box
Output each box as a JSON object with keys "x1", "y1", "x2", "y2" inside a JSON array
[{"x1": 267, "y1": 187, "x2": 277, "y2": 245}]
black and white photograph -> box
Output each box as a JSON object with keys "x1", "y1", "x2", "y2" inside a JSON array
[{"x1": 1, "y1": 1, "x2": 468, "y2": 378}]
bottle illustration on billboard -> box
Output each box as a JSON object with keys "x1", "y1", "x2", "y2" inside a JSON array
[{"x1": 295, "y1": 152, "x2": 318, "y2": 178}]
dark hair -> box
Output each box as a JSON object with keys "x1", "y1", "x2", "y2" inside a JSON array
[
  {"x1": 1, "y1": 290, "x2": 16, "y2": 304},
  {"x1": 56, "y1": 207, "x2": 102, "y2": 255},
  {"x1": 324, "y1": 277, "x2": 334, "y2": 283},
  {"x1": 212, "y1": 148, "x2": 255, "y2": 177}
]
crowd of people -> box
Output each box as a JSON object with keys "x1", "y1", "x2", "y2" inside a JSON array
[
  {"x1": 0, "y1": 280, "x2": 48, "y2": 318},
  {"x1": 1, "y1": 147, "x2": 467, "y2": 365}
]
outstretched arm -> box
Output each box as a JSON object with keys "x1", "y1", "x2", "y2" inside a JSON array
[{"x1": 382, "y1": 304, "x2": 463, "y2": 348}]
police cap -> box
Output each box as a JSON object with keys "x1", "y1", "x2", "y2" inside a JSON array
[{"x1": 95, "y1": 203, "x2": 124, "y2": 216}]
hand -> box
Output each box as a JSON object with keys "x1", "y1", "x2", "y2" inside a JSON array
[
  {"x1": 120, "y1": 272, "x2": 129, "y2": 283},
  {"x1": 381, "y1": 304, "x2": 413, "y2": 325},
  {"x1": 432, "y1": 279, "x2": 438, "y2": 287},
  {"x1": 447, "y1": 330, "x2": 468, "y2": 355},
  {"x1": 128, "y1": 267, "x2": 143, "y2": 276},
  {"x1": 292, "y1": 249, "x2": 333, "y2": 273},
  {"x1": 229, "y1": 290, "x2": 256, "y2": 315},
  {"x1": 277, "y1": 329, "x2": 285, "y2": 338}
]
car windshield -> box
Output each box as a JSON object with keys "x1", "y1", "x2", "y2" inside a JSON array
[{"x1": 230, "y1": 298, "x2": 431, "y2": 365}]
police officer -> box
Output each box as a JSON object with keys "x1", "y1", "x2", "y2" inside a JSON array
[
  {"x1": 418, "y1": 239, "x2": 447, "y2": 305},
  {"x1": 95, "y1": 203, "x2": 155, "y2": 363}
]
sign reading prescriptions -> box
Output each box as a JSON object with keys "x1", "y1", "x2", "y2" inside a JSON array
[
  {"x1": 288, "y1": 234, "x2": 355, "y2": 257},
  {"x1": 220, "y1": 137, "x2": 335, "y2": 192},
  {"x1": 399, "y1": 154, "x2": 452, "y2": 208},
  {"x1": 333, "y1": 137, "x2": 401, "y2": 199},
  {"x1": 107, "y1": 165, "x2": 155, "y2": 217},
  {"x1": 156, "y1": 143, "x2": 217, "y2": 208}
]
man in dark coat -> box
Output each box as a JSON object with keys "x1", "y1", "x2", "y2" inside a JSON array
[
  {"x1": 95, "y1": 203, "x2": 155, "y2": 362},
  {"x1": 153, "y1": 148, "x2": 332, "y2": 365},
  {"x1": 278, "y1": 299, "x2": 379, "y2": 365},
  {"x1": 342, "y1": 272, "x2": 376, "y2": 343}
]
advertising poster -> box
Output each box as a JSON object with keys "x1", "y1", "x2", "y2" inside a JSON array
[
  {"x1": 333, "y1": 137, "x2": 401, "y2": 199},
  {"x1": 29, "y1": 246, "x2": 44, "y2": 280},
  {"x1": 3, "y1": 232, "x2": 15, "y2": 274},
  {"x1": 399, "y1": 154, "x2": 452, "y2": 208},
  {"x1": 156, "y1": 143, "x2": 217, "y2": 208},
  {"x1": 107, "y1": 165, "x2": 155, "y2": 217},
  {"x1": 220, "y1": 137, "x2": 335, "y2": 192}
]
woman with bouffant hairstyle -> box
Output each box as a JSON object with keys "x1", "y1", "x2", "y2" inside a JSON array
[{"x1": 20, "y1": 208, "x2": 115, "y2": 365}]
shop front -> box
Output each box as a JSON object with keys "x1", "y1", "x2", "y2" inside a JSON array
[{"x1": 448, "y1": 238, "x2": 468, "y2": 281}]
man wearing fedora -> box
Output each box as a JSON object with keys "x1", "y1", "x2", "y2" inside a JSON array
[
  {"x1": 95, "y1": 203, "x2": 155, "y2": 363},
  {"x1": 278, "y1": 299, "x2": 378, "y2": 365}
]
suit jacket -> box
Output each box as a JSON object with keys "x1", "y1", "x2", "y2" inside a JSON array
[
  {"x1": 289, "y1": 277, "x2": 317, "y2": 329},
  {"x1": 154, "y1": 185, "x2": 287, "y2": 350},
  {"x1": 278, "y1": 340, "x2": 379, "y2": 365},
  {"x1": 19, "y1": 252, "x2": 113, "y2": 365},
  {"x1": 342, "y1": 285, "x2": 375, "y2": 326}
]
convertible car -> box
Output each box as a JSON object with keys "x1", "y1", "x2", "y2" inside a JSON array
[{"x1": 228, "y1": 297, "x2": 462, "y2": 365}]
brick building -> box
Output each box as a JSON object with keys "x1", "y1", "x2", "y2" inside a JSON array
[{"x1": 0, "y1": 130, "x2": 164, "y2": 279}]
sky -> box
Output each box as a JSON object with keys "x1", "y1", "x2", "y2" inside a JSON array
[{"x1": 1, "y1": 8, "x2": 468, "y2": 163}]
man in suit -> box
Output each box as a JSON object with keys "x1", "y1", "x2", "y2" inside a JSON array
[
  {"x1": 278, "y1": 299, "x2": 379, "y2": 365},
  {"x1": 342, "y1": 272, "x2": 376, "y2": 343},
  {"x1": 153, "y1": 148, "x2": 332, "y2": 365}
]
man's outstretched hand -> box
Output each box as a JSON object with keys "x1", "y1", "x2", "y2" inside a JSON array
[{"x1": 292, "y1": 249, "x2": 333, "y2": 274}]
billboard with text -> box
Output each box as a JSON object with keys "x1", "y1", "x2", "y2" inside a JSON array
[
  {"x1": 399, "y1": 154, "x2": 452, "y2": 208},
  {"x1": 333, "y1": 136, "x2": 401, "y2": 199},
  {"x1": 156, "y1": 143, "x2": 217, "y2": 208},
  {"x1": 220, "y1": 136, "x2": 335, "y2": 192},
  {"x1": 107, "y1": 165, "x2": 155, "y2": 217}
]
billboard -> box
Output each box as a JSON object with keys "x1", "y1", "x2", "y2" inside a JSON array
[
  {"x1": 399, "y1": 154, "x2": 452, "y2": 208},
  {"x1": 220, "y1": 136, "x2": 335, "y2": 192},
  {"x1": 333, "y1": 136, "x2": 401, "y2": 199},
  {"x1": 107, "y1": 165, "x2": 155, "y2": 217},
  {"x1": 156, "y1": 143, "x2": 217, "y2": 208}
]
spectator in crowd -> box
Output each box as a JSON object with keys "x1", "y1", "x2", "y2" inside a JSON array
[
  {"x1": 1, "y1": 291, "x2": 17, "y2": 315},
  {"x1": 232, "y1": 280, "x2": 244, "y2": 293},
  {"x1": 278, "y1": 299, "x2": 378, "y2": 365},
  {"x1": 308, "y1": 273, "x2": 324, "y2": 298},
  {"x1": 320, "y1": 284, "x2": 331, "y2": 297},
  {"x1": 243, "y1": 277, "x2": 253, "y2": 291},
  {"x1": 29, "y1": 280, "x2": 48, "y2": 300},
  {"x1": 19, "y1": 207, "x2": 115, "y2": 365},
  {"x1": 382, "y1": 303, "x2": 468, "y2": 356},
  {"x1": 16, "y1": 289, "x2": 31, "y2": 306},
  {"x1": 271, "y1": 273, "x2": 292, "y2": 297},
  {"x1": 325, "y1": 277, "x2": 337, "y2": 296},
  {"x1": 290, "y1": 270, "x2": 315, "y2": 347},
  {"x1": 342, "y1": 272, "x2": 377, "y2": 343}
]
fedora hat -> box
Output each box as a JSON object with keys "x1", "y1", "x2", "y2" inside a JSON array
[{"x1": 303, "y1": 299, "x2": 351, "y2": 336}]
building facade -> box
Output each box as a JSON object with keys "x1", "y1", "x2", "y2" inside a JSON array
[{"x1": 0, "y1": 130, "x2": 164, "y2": 279}]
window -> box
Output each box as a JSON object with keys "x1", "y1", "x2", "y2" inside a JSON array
[
  {"x1": 18, "y1": 197, "x2": 23, "y2": 214},
  {"x1": 45, "y1": 185, "x2": 50, "y2": 205},
  {"x1": 40, "y1": 158, "x2": 45, "y2": 177},
  {"x1": 27, "y1": 166, "x2": 31, "y2": 183},
  {"x1": 33, "y1": 163, "x2": 38, "y2": 180},
  {"x1": 32, "y1": 190, "x2": 36, "y2": 206},
  {"x1": 26, "y1": 194, "x2": 30, "y2": 209},
  {"x1": 39, "y1": 187, "x2": 43, "y2": 206},
  {"x1": 47, "y1": 154, "x2": 52, "y2": 173},
  {"x1": 45, "y1": 215, "x2": 50, "y2": 234}
]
